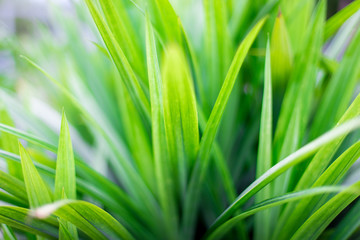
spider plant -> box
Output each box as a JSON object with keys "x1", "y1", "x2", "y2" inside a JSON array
[{"x1": 1, "y1": 0, "x2": 360, "y2": 239}]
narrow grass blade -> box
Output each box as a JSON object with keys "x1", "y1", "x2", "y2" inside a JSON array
[
  {"x1": 203, "y1": 0, "x2": 233, "y2": 105},
  {"x1": 280, "y1": 0, "x2": 314, "y2": 52},
  {"x1": 276, "y1": 92, "x2": 360, "y2": 239},
  {"x1": 254, "y1": 38, "x2": 272, "y2": 240},
  {"x1": 145, "y1": 13, "x2": 178, "y2": 239},
  {"x1": 0, "y1": 191, "x2": 27, "y2": 207},
  {"x1": 17, "y1": 147, "x2": 50, "y2": 240},
  {"x1": 208, "y1": 116, "x2": 360, "y2": 235},
  {"x1": 162, "y1": 44, "x2": 199, "y2": 196},
  {"x1": 182, "y1": 17, "x2": 267, "y2": 239},
  {"x1": 0, "y1": 170, "x2": 27, "y2": 202},
  {"x1": 55, "y1": 112, "x2": 78, "y2": 240},
  {"x1": 0, "y1": 109, "x2": 22, "y2": 179},
  {"x1": 273, "y1": 0, "x2": 325, "y2": 167},
  {"x1": 59, "y1": 220, "x2": 73, "y2": 240},
  {"x1": 330, "y1": 200, "x2": 360, "y2": 240},
  {"x1": 1, "y1": 224, "x2": 17, "y2": 240},
  {"x1": 33, "y1": 200, "x2": 134, "y2": 240},
  {"x1": 55, "y1": 111, "x2": 76, "y2": 200},
  {"x1": 84, "y1": 0, "x2": 150, "y2": 120},
  {"x1": 324, "y1": 0, "x2": 360, "y2": 41},
  {"x1": 206, "y1": 186, "x2": 344, "y2": 240},
  {"x1": 197, "y1": 105, "x2": 237, "y2": 228},
  {"x1": 291, "y1": 182, "x2": 360, "y2": 240},
  {"x1": 99, "y1": 0, "x2": 146, "y2": 82},
  {"x1": 19, "y1": 143, "x2": 52, "y2": 208},
  {"x1": 115, "y1": 76, "x2": 155, "y2": 192},
  {"x1": 0, "y1": 149, "x2": 148, "y2": 237},
  {"x1": 0, "y1": 123, "x2": 55, "y2": 151},
  {"x1": 0, "y1": 125, "x2": 141, "y2": 219},
  {"x1": 0, "y1": 207, "x2": 58, "y2": 239},
  {"x1": 310, "y1": 27, "x2": 360, "y2": 139},
  {"x1": 148, "y1": 0, "x2": 181, "y2": 42},
  {"x1": 0, "y1": 123, "x2": 122, "y2": 195},
  {"x1": 180, "y1": 24, "x2": 206, "y2": 110},
  {"x1": 277, "y1": 141, "x2": 360, "y2": 239},
  {"x1": 19, "y1": 57, "x2": 159, "y2": 216}
]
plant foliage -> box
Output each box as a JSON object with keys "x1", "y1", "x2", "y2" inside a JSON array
[{"x1": 0, "y1": 0, "x2": 360, "y2": 239}]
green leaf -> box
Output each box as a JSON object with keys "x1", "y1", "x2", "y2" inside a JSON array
[
  {"x1": 179, "y1": 24, "x2": 206, "y2": 110},
  {"x1": 207, "y1": 116, "x2": 360, "y2": 235},
  {"x1": 330, "y1": 199, "x2": 360, "y2": 240},
  {"x1": 182, "y1": 16, "x2": 267, "y2": 239},
  {"x1": 84, "y1": 0, "x2": 150, "y2": 120},
  {"x1": 0, "y1": 191, "x2": 27, "y2": 207},
  {"x1": 310, "y1": 26, "x2": 360, "y2": 139},
  {"x1": 145, "y1": 13, "x2": 178, "y2": 239},
  {"x1": 324, "y1": 0, "x2": 360, "y2": 41},
  {"x1": 0, "y1": 170, "x2": 27, "y2": 202},
  {"x1": 280, "y1": 0, "x2": 314, "y2": 52},
  {"x1": 0, "y1": 123, "x2": 129, "y2": 208},
  {"x1": 19, "y1": 142, "x2": 52, "y2": 208},
  {"x1": 276, "y1": 92, "x2": 360, "y2": 239},
  {"x1": 99, "y1": 0, "x2": 146, "y2": 82},
  {"x1": 204, "y1": 0, "x2": 233, "y2": 104},
  {"x1": 162, "y1": 44, "x2": 199, "y2": 196},
  {"x1": 21, "y1": 24, "x2": 160, "y2": 219},
  {"x1": 270, "y1": 11, "x2": 293, "y2": 87},
  {"x1": 273, "y1": 0, "x2": 325, "y2": 168},
  {"x1": 33, "y1": 200, "x2": 134, "y2": 240},
  {"x1": 0, "y1": 126, "x2": 144, "y2": 228},
  {"x1": 0, "y1": 96, "x2": 158, "y2": 228},
  {"x1": 1, "y1": 224, "x2": 17, "y2": 240},
  {"x1": 291, "y1": 182, "x2": 360, "y2": 240},
  {"x1": 115, "y1": 74, "x2": 155, "y2": 192},
  {"x1": 146, "y1": 0, "x2": 181, "y2": 43},
  {"x1": 55, "y1": 111, "x2": 76, "y2": 200},
  {"x1": 0, "y1": 149, "x2": 148, "y2": 238},
  {"x1": 254, "y1": 38, "x2": 272, "y2": 240},
  {"x1": 206, "y1": 186, "x2": 344, "y2": 240},
  {"x1": 58, "y1": 220, "x2": 73, "y2": 240},
  {"x1": 0, "y1": 206, "x2": 58, "y2": 239},
  {"x1": 55, "y1": 112, "x2": 78, "y2": 240},
  {"x1": 277, "y1": 141, "x2": 360, "y2": 239},
  {"x1": 0, "y1": 108, "x2": 22, "y2": 179}
]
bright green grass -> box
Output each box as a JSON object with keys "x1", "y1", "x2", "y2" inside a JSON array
[{"x1": 0, "y1": 0, "x2": 360, "y2": 239}]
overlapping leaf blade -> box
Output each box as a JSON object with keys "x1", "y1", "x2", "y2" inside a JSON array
[
  {"x1": 1, "y1": 224, "x2": 17, "y2": 240},
  {"x1": 162, "y1": 44, "x2": 199, "y2": 196},
  {"x1": 207, "y1": 186, "x2": 344, "y2": 240},
  {"x1": 145, "y1": 13, "x2": 178, "y2": 240},
  {"x1": 207, "y1": 116, "x2": 360, "y2": 235},
  {"x1": 19, "y1": 143, "x2": 52, "y2": 208},
  {"x1": 182, "y1": 17, "x2": 267, "y2": 238},
  {"x1": 277, "y1": 141, "x2": 360, "y2": 240},
  {"x1": 99, "y1": 0, "x2": 146, "y2": 81},
  {"x1": 277, "y1": 92, "x2": 360, "y2": 239},
  {"x1": 55, "y1": 112, "x2": 76, "y2": 200},
  {"x1": 55, "y1": 112, "x2": 78, "y2": 240},
  {"x1": 324, "y1": 0, "x2": 360, "y2": 41},
  {"x1": 254, "y1": 39, "x2": 272, "y2": 240},
  {"x1": 330, "y1": 200, "x2": 360, "y2": 240},
  {"x1": 0, "y1": 124, "x2": 144, "y2": 226},
  {"x1": 0, "y1": 109, "x2": 22, "y2": 179},
  {"x1": 291, "y1": 182, "x2": 360, "y2": 240},
  {"x1": 0, "y1": 170, "x2": 27, "y2": 203},
  {"x1": 34, "y1": 200, "x2": 134, "y2": 240},
  {"x1": 84, "y1": 0, "x2": 150, "y2": 120},
  {"x1": 310, "y1": 26, "x2": 360, "y2": 139},
  {"x1": 0, "y1": 207, "x2": 58, "y2": 239}
]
